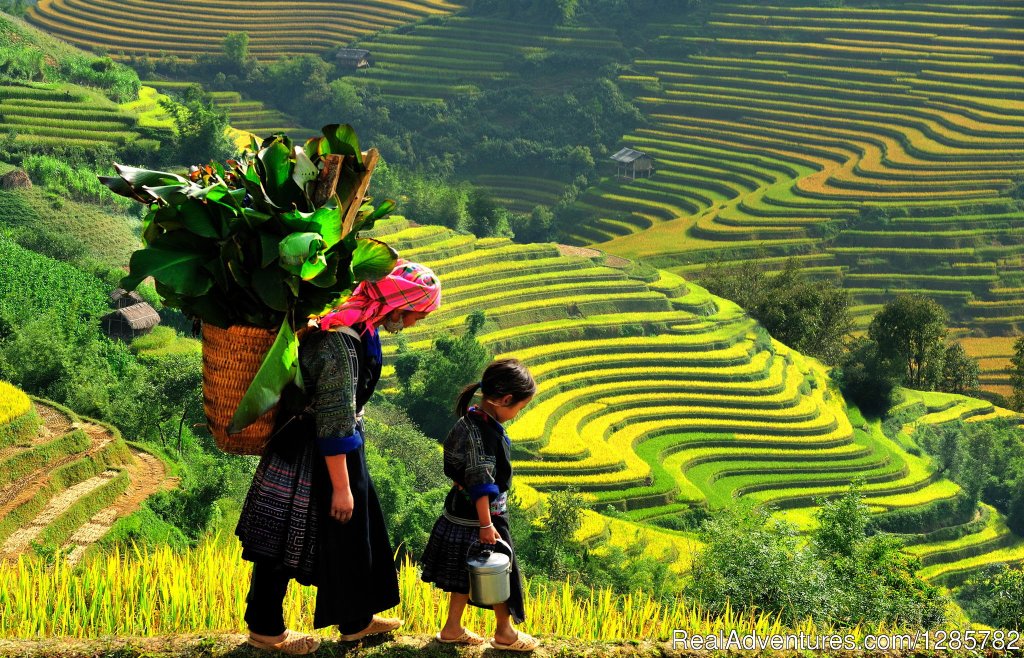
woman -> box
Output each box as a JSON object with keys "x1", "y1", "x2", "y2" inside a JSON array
[{"x1": 234, "y1": 260, "x2": 442, "y2": 654}]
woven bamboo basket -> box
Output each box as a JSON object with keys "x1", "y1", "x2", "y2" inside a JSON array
[{"x1": 201, "y1": 323, "x2": 279, "y2": 455}]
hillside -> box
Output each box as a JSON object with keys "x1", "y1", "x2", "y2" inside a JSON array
[
  {"x1": 0, "y1": 14, "x2": 169, "y2": 161},
  {"x1": 568, "y1": 0, "x2": 1024, "y2": 342},
  {"x1": 25, "y1": 0, "x2": 461, "y2": 62},
  {"x1": 365, "y1": 217, "x2": 1024, "y2": 586},
  {"x1": 0, "y1": 384, "x2": 178, "y2": 566}
]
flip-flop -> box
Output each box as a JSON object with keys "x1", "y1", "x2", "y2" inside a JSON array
[
  {"x1": 490, "y1": 630, "x2": 539, "y2": 652},
  {"x1": 338, "y1": 615, "x2": 403, "y2": 642},
  {"x1": 435, "y1": 628, "x2": 486, "y2": 645},
  {"x1": 246, "y1": 629, "x2": 321, "y2": 655}
]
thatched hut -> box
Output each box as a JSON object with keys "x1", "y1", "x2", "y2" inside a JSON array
[
  {"x1": 102, "y1": 303, "x2": 161, "y2": 341},
  {"x1": 336, "y1": 48, "x2": 373, "y2": 69},
  {"x1": 610, "y1": 148, "x2": 654, "y2": 180},
  {"x1": 110, "y1": 288, "x2": 145, "y2": 309}
]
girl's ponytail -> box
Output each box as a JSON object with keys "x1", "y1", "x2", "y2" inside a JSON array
[{"x1": 455, "y1": 381, "x2": 482, "y2": 417}]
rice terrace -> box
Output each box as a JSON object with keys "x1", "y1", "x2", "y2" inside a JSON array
[{"x1": 0, "y1": 0, "x2": 1023, "y2": 655}]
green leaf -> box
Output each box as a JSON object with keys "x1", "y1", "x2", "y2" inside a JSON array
[
  {"x1": 321, "y1": 124, "x2": 363, "y2": 167},
  {"x1": 112, "y1": 163, "x2": 188, "y2": 188},
  {"x1": 251, "y1": 266, "x2": 290, "y2": 312},
  {"x1": 259, "y1": 231, "x2": 280, "y2": 268},
  {"x1": 228, "y1": 316, "x2": 299, "y2": 434},
  {"x1": 257, "y1": 139, "x2": 295, "y2": 207},
  {"x1": 303, "y1": 137, "x2": 323, "y2": 161},
  {"x1": 280, "y1": 205, "x2": 343, "y2": 249},
  {"x1": 292, "y1": 146, "x2": 318, "y2": 201},
  {"x1": 121, "y1": 231, "x2": 215, "y2": 296},
  {"x1": 351, "y1": 237, "x2": 398, "y2": 282},
  {"x1": 176, "y1": 201, "x2": 221, "y2": 239},
  {"x1": 279, "y1": 232, "x2": 327, "y2": 280}
]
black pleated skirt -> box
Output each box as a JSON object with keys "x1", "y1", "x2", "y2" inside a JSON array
[
  {"x1": 419, "y1": 513, "x2": 525, "y2": 624},
  {"x1": 235, "y1": 414, "x2": 401, "y2": 629}
]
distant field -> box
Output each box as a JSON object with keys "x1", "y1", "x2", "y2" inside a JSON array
[
  {"x1": 366, "y1": 216, "x2": 1024, "y2": 582},
  {"x1": 26, "y1": 0, "x2": 462, "y2": 62},
  {"x1": 571, "y1": 0, "x2": 1024, "y2": 337},
  {"x1": 0, "y1": 81, "x2": 162, "y2": 158}
]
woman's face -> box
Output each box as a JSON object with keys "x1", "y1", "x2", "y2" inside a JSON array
[{"x1": 382, "y1": 309, "x2": 430, "y2": 332}]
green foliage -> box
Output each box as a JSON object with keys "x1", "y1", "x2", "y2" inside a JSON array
[
  {"x1": 833, "y1": 337, "x2": 901, "y2": 416},
  {"x1": 956, "y1": 564, "x2": 1024, "y2": 630},
  {"x1": 509, "y1": 488, "x2": 681, "y2": 599},
  {"x1": 913, "y1": 419, "x2": 1024, "y2": 535},
  {"x1": 687, "y1": 486, "x2": 948, "y2": 627},
  {"x1": 22, "y1": 155, "x2": 133, "y2": 210},
  {"x1": 394, "y1": 313, "x2": 493, "y2": 440},
  {"x1": 940, "y1": 343, "x2": 980, "y2": 395},
  {"x1": 0, "y1": 14, "x2": 140, "y2": 101},
  {"x1": 698, "y1": 257, "x2": 852, "y2": 365},
  {"x1": 157, "y1": 85, "x2": 234, "y2": 166},
  {"x1": 1010, "y1": 336, "x2": 1024, "y2": 412},
  {"x1": 869, "y1": 294, "x2": 948, "y2": 389}
]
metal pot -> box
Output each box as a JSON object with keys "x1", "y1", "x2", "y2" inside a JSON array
[{"x1": 466, "y1": 538, "x2": 513, "y2": 606}]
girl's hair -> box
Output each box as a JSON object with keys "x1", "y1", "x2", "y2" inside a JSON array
[{"x1": 455, "y1": 358, "x2": 537, "y2": 417}]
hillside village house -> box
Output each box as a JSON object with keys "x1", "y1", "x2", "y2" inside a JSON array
[
  {"x1": 611, "y1": 147, "x2": 654, "y2": 180},
  {"x1": 101, "y1": 302, "x2": 160, "y2": 341},
  {"x1": 336, "y1": 48, "x2": 373, "y2": 69}
]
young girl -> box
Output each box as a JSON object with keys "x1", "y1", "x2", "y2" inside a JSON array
[{"x1": 419, "y1": 358, "x2": 539, "y2": 652}]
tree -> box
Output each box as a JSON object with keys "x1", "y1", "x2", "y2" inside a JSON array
[
  {"x1": 834, "y1": 336, "x2": 901, "y2": 415},
  {"x1": 940, "y1": 342, "x2": 980, "y2": 394},
  {"x1": 957, "y1": 564, "x2": 1024, "y2": 630},
  {"x1": 395, "y1": 313, "x2": 492, "y2": 439},
  {"x1": 868, "y1": 294, "x2": 948, "y2": 388},
  {"x1": 221, "y1": 31, "x2": 250, "y2": 70},
  {"x1": 1010, "y1": 336, "x2": 1024, "y2": 411},
  {"x1": 698, "y1": 258, "x2": 852, "y2": 365},
  {"x1": 159, "y1": 85, "x2": 234, "y2": 165}
]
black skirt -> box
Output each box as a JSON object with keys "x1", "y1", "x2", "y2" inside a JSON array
[
  {"x1": 419, "y1": 513, "x2": 525, "y2": 624},
  {"x1": 235, "y1": 414, "x2": 401, "y2": 629}
]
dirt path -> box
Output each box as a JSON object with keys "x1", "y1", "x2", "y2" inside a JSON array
[
  {"x1": 556, "y1": 243, "x2": 631, "y2": 268},
  {"x1": 64, "y1": 450, "x2": 179, "y2": 566},
  {"x1": 0, "y1": 419, "x2": 111, "y2": 520},
  {"x1": 0, "y1": 401, "x2": 178, "y2": 563}
]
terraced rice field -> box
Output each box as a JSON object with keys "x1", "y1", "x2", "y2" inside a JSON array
[
  {"x1": 26, "y1": 0, "x2": 461, "y2": 62},
  {"x1": 961, "y1": 335, "x2": 1017, "y2": 398},
  {"x1": 0, "y1": 389, "x2": 177, "y2": 566},
  {"x1": 575, "y1": 0, "x2": 1024, "y2": 335},
  {"x1": 368, "y1": 216, "x2": 1023, "y2": 581},
  {"x1": 140, "y1": 81, "x2": 316, "y2": 143},
  {"x1": 0, "y1": 82, "x2": 160, "y2": 155},
  {"x1": 345, "y1": 16, "x2": 626, "y2": 102}
]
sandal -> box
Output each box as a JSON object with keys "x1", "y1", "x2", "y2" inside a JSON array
[
  {"x1": 338, "y1": 615, "x2": 403, "y2": 642},
  {"x1": 490, "y1": 630, "x2": 539, "y2": 652},
  {"x1": 247, "y1": 629, "x2": 321, "y2": 655},
  {"x1": 435, "y1": 628, "x2": 486, "y2": 645}
]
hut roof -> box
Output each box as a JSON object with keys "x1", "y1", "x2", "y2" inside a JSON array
[
  {"x1": 110, "y1": 288, "x2": 144, "y2": 304},
  {"x1": 610, "y1": 147, "x2": 649, "y2": 163},
  {"x1": 113, "y1": 303, "x2": 161, "y2": 330},
  {"x1": 0, "y1": 169, "x2": 32, "y2": 189},
  {"x1": 336, "y1": 48, "x2": 371, "y2": 61}
]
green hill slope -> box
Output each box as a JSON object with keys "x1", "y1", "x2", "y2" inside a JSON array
[
  {"x1": 368, "y1": 216, "x2": 1023, "y2": 583},
  {"x1": 569, "y1": 0, "x2": 1024, "y2": 336},
  {"x1": 0, "y1": 14, "x2": 168, "y2": 161}
]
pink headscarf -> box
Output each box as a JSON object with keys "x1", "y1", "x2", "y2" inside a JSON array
[{"x1": 318, "y1": 259, "x2": 441, "y2": 333}]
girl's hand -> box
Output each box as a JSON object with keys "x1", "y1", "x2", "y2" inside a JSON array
[
  {"x1": 331, "y1": 485, "x2": 354, "y2": 524},
  {"x1": 479, "y1": 524, "x2": 498, "y2": 545}
]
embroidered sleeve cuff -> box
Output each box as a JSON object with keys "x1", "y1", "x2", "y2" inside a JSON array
[
  {"x1": 468, "y1": 482, "x2": 500, "y2": 501},
  {"x1": 317, "y1": 427, "x2": 363, "y2": 456}
]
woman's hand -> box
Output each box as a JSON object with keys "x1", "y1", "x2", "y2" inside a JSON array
[
  {"x1": 479, "y1": 524, "x2": 498, "y2": 545},
  {"x1": 331, "y1": 485, "x2": 355, "y2": 524}
]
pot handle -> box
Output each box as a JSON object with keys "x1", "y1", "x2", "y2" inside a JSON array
[{"x1": 466, "y1": 537, "x2": 513, "y2": 562}]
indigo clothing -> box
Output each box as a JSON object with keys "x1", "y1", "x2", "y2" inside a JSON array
[
  {"x1": 420, "y1": 409, "x2": 525, "y2": 623},
  {"x1": 235, "y1": 324, "x2": 399, "y2": 630},
  {"x1": 442, "y1": 408, "x2": 513, "y2": 522}
]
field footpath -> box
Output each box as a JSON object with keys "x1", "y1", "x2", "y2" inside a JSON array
[
  {"x1": 0, "y1": 400, "x2": 178, "y2": 563},
  {"x1": 0, "y1": 632, "x2": 980, "y2": 658}
]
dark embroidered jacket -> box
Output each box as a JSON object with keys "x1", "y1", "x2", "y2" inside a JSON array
[
  {"x1": 296, "y1": 324, "x2": 382, "y2": 456},
  {"x1": 442, "y1": 407, "x2": 513, "y2": 521}
]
